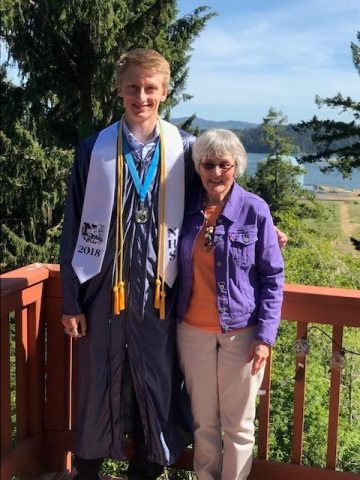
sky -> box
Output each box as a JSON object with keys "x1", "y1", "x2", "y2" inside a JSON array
[{"x1": 171, "y1": 0, "x2": 360, "y2": 124}]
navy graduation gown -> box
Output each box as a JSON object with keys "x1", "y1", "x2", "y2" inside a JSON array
[{"x1": 60, "y1": 125, "x2": 196, "y2": 464}]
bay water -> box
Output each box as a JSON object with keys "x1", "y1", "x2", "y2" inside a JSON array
[{"x1": 247, "y1": 153, "x2": 360, "y2": 190}]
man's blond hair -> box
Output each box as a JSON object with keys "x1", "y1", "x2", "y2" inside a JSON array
[{"x1": 116, "y1": 48, "x2": 171, "y2": 88}]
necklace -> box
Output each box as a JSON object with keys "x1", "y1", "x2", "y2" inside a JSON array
[
  {"x1": 204, "y1": 225, "x2": 215, "y2": 251},
  {"x1": 202, "y1": 203, "x2": 223, "y2": 251},
  {"x1": 202, "y1": 192, "x2": 230, "y2": 251}
]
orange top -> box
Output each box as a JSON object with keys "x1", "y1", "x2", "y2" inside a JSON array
[{"x1": 183, "y1": 204, "x2": 222, "y2": 332}]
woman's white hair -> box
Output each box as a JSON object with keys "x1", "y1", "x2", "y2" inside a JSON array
[{"x1": 192, "y1": 129, "x2": 247, "y2": 177}]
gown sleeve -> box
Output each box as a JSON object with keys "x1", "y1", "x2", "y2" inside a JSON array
[
  {"x1": 180, "y1": 129, "x2": 201, "y2": 200},
  {"x1": 60, "y1": 135, "x2": 97, "y2": 315}
]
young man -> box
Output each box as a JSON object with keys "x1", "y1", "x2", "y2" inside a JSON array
[{"x1": 60, "y1": 48, "x2": 196, "y2": 480}]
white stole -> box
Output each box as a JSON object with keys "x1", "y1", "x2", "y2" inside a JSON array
[{"x1": 71, "y1": 119, "x2": 185, "y2": 287}]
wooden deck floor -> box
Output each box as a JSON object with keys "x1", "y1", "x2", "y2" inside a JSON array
[{"x1": 44, "y1": 472, "x2": 125, "y2": 480}]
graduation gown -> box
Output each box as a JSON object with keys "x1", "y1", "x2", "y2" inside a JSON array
[{"x1": 60, "y1": 123, "x2": 196, "y2": 464}]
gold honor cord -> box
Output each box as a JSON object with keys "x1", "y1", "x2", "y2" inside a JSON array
[
  {"x1": 113, "y1": 117, "x2": 166, "y2": 319},
  {"x1": 154, "y1": 119, "x2": 166, "y2": 320},
  {"x1": 113, "y1": 118, "x2": 125, "y2": 315}
]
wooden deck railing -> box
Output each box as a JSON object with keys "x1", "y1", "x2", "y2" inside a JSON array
[{"x1": 1, "y1": 264, "x2": 359, "y2": 480}]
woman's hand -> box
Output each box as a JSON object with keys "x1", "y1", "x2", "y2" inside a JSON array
[
  {"x1": 247, "y1": 340, "x2": 270, "y2": 375},
  {"x1": 62, "y1": 313, "x2": 87, "y2": 339},
  {"x1": 274, "y1": 226, "x2": 288, "y2": 249}
]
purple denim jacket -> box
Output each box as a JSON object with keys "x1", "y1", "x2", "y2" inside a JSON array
[{"x1": 177, "y1": 183, "x2": 284, "y2": 345}]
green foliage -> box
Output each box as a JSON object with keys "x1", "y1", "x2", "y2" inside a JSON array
[
  {"x1": 269, "y1": 321, "x2": 296, "y2": 462},
  {"x1": 261, "y1": 107, "x2": 295, "y2": 157},
  {"x1": 238, "y1": 108, "x2": 322, "y2": 225},
  {"x1": 100, "y1": 458, "x2": 128, "y2": 476},
  {"x1": 337, "y1": 329, "x2": 360, "y2": 472},
  {"x1": 1, "y1": 0, "x2": 215, "y2": 145},
  {"x1": 99, "y1": 460, "x2": 196, "y2": 479},
  {"x1": 0, "y1": 68, "x2": 73, "y2": 271},
  {"x1": 295, "y1": 32, "x2": 360, "y2": 177},
  {"x1": 283, "y1": 230, "x2": 360, "y2": 289},
  {"x1": 270, "y1": 321, "x2": 360, "y2": 472},
  {"x1": 176, "y1": 114, "x2": 202, "y2": 136}
]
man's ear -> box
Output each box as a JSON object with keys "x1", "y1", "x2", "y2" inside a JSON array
[
  {"x1": 161, "y1": 87, "x2": 168, "y2": 102},
  {"x1": 117, "y1": 85, "x2": 123, "y2": 97}
]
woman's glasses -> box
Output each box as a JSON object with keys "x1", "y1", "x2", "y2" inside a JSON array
[{"x1": 200, "y1": 162, "x2": 234, "y2": 172}]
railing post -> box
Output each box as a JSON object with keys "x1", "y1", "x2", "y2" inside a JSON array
[
  {"x1": 1, "y1": 315, "x2": 12, "y2": 456},
  {"x1": 44, "y1": 267, "x2": 73, "y2": 473},
  {"x1": 1, "y1": 265, "x2": 49, "y2": 480}
]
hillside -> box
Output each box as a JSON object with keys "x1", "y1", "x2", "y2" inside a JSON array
[
  {"x1": 171, "y1": 116, "x2": 258, "y2": 130},
  {"x1": 172, "y1": 116, "x2": 315, "y2": 153}
]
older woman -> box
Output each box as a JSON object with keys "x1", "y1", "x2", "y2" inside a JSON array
[{"x1": 176, "y1": 129, "x2": 284, "y2": 480}]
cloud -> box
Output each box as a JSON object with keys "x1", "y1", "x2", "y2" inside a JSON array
[{"x1": 175, "y1": 0, "x2": 360, "y2": 123}]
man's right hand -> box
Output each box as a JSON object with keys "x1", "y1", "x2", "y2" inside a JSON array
[{"x1": 62, "y1": 313, "x2": 87, "y2": 338}]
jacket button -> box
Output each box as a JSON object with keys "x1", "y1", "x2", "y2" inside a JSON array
[
  {"x1": 217, "y1": 218, "x2": 223, "y2": 224},
  {"x1": 216, "y1": 261, "x2": 222, "y2": 267}
]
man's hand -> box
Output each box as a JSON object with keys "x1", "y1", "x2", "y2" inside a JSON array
[
  {"x1": 275, "y1": 226, "x2": 288, "y2": 249},
  {"x1": 247, "y1": 340, "x2": 270, "y2": 375},
  {"x1": 62, "y1": 313, "x2": 87, "y2": 339}
]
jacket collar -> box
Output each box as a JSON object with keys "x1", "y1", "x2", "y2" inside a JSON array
[
  {"x1": 222, "y1": 183, "x2": 245, "y2": 222},
  {"x1": 187, "y1": 182, "x2": 245, "y2": 223}
]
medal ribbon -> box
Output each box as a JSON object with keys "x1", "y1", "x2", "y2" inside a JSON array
[
  {"x1": 123, "y1": 135, "x2": 160, "y2": 205},
  {"x1": 113, "y1": 118, "x2": 172, "y2": 320}
]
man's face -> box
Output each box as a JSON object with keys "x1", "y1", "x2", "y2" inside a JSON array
[{"x1": 118, "y1": 65, "x2": 168, "y2": 124}]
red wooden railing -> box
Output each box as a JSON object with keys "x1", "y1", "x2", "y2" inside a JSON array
[{"x1": 1, "y1": 264, "x2": 359, "y2": 480}]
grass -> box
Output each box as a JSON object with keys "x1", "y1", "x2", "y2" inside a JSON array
[
  {"x1": 311, "y1": 199, "x2": 360, "y2": 255},
  {"x1": 304, "y1": 201, "x2": 343, "y2": 240},
  {"x1": 347, "y1": 200, "x2": 360, "y2": 241}
]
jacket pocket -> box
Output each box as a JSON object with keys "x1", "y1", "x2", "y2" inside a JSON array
[{"x1": 229, "y1": 228, "x2": 257, "y2": 267}]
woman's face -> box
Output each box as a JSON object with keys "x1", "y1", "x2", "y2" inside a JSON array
[{"x1": 198, "y1": 153, "x2": 236, "y2": 202}]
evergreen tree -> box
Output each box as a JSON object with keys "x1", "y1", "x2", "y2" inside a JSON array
[
  {"x1": 0, "y1": 66, "x2": 73, "y2": 271},
  {"x1": 295, "y1": 32, "x2": 360, "y2": 178},
  {"x1": 1, "y1": 0, "x2": 215, "y2": 146},
  {"x1": 239, "y1": 108, "x2": 321, "y2": 226},
  {"x1": 0, "y1": 1, "x2": 215, "y2": 271}
]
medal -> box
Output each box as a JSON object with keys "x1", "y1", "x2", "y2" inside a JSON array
[
  {"x1": 123, "y1": 135, "x2": 160, "y2": 226},
  {"x1": 135, "y1": 205, "x2": 149, "y2": 223}
]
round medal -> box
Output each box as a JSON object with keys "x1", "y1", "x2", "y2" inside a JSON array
[{"x1": 135, "y1": 207, "x2": 149, "y2": 223}]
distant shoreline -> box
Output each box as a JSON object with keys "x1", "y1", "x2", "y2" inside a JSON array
[
  {"x1": 311, "y1": 185, "x2": 360, "y2": 201},
  {"x1": 305, "y1": 183, "x2": 360, "y2": 193}
]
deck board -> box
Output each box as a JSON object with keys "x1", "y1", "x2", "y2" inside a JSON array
[{"x1": 44, "y1": 472, "x2": 125, "y2": 480}]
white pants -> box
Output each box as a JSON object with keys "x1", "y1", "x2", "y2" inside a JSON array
[{"x1": 177, "y1": 323, "x2": 264, "y2": 480}]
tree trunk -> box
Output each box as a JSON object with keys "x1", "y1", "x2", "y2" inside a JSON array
[{"x1": 78, "y1": 22, "x2": 94, "y2": 140}]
